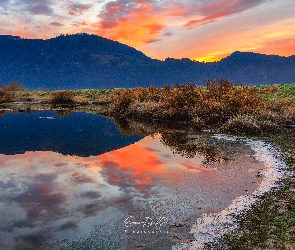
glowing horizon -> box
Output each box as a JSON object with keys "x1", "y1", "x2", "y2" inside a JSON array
[{"x1": 1, "y1": 0, "x2": 294, "y2": 62}]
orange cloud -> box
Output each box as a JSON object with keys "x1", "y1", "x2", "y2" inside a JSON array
[
  {"x1": 97, "y1": 0, "x2": 167, "y2": 46},
  {"x1": 98, "y1": 143, "x2": 169, "y2": 196},
  {"x1": 254, "y1": 36, "x2": 295, "y2": 56}
]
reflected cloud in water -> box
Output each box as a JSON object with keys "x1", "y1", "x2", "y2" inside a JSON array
[
  {"x1": 0, "y1": 111, "x2": 267, "y2": 249},
  {"x1": 0, "y1": 133, "x2": 265, "y2": 249}
]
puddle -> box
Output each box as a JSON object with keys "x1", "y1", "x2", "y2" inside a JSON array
[{"x1": 0, "y1": 127, "x2": 267, "y2": 249}]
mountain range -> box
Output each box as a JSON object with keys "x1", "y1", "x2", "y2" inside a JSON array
[{"x1": 0, "y1": 33, "x2": 294, "y2": 89}]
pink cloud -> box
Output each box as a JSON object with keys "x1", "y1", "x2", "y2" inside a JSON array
[
  {"x1": 144, "y1": 38, "x2": 161, "y2": 44},
  {"x1": 50, "y1": 21, "x2": 64, "y2": 27},
  {"x1": 68, "y1": 3, "x2": 93, "y2": 16},
  {"x1": 184, "y1": 0, "x2": 266, "y2": 28}
]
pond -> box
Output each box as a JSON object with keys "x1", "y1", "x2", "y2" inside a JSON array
[{"x1": 0, "y1": 111, "x2": 269, "y2": 249}]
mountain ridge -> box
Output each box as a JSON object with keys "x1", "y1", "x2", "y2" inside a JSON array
[{"x1": 0, "y1": 33, "x2": 294, "y2": 89}]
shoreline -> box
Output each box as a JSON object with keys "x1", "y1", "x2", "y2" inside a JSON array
[{"x1": 174, "y1": 135, "x2": 288, "y2": 249}]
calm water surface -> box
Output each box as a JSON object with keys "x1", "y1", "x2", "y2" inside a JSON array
[{"x1": 0, "y1": 111, "x2": 265, "y2": 249}]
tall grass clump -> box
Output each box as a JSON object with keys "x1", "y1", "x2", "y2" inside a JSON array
[
  {"x1": 5, "y1": 81, "x2": 27, "y2": 91},
  {"x1": 0, "y1": 81, "x2": 26, "y2": 103},
  {"x1": 51, "y1": 90, "x2": 75, "y2": 104},
  {"x1": 0, "y1": 87, "x2": 13, "y2": 103},
  {"x1": 105, "y1": 86, "x2": 164, "y2": 116}
]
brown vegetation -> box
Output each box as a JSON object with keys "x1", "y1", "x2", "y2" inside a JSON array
[
  {"x1": 51, "y1": 90, "x2": 75, "y2": 104},
  {"x1": 102, "y1": 79, "x2": 295, "y2": 135},
  {"x1": 5, "y1": 81, "x2": 27, "y2": 91},
  {"x1": 0, "y1": 87, "x2": 13, "y2": 103},
  {"x1": 0, "y1": 82, "x2": 27, "y2": 103}
]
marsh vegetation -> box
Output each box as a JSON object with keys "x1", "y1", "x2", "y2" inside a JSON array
[{"x1": 101, "y1": 79, "x2": 295, "y2": 136}]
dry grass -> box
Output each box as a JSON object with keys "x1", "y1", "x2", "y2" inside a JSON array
[
  {"x1": 51, "y1": 90, "x2": 75, "y2": 104},
  {"x1": 103, "y1": 79, "x2": 294, "y2": 135},
  {"x1": 0, "y1": 87, "x2": 13, "y2": 103}
]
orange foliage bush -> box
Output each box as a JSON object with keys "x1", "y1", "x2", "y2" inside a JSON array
[
  {"x1": 0, "y1": 87, "x2": 13, "y2": 103},
  {"x1": 104, "y1": 79, "x2": 293, "y2": 135},
  {"x1": 51, "y1": 90, "x2": 75, "y2": 104}
]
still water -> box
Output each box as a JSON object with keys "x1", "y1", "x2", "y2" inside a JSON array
[{"x1": 0, "y1": 111, "x2": 265, "y2": 249}]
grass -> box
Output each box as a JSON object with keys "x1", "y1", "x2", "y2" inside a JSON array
[
  {"x1": 101, "y1": 80, "x2": 295, "y2": 136},
  {"x1": 259, "y1": 83, "x2": 295, "y2": 101},
  {"x1": 50, "y1": 90, "x2": 75, "y2": 104},
  {"x1": 9, "y1": 88, "x2": 115, "y2": 104}
]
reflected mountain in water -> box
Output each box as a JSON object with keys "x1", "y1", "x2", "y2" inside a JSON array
[{"x1": 0, "y1": 111, "x2": 142, "y2": 156}]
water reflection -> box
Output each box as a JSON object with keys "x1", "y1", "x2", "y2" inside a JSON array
[
  {"x1": 0, "y1": 140, "x2": 264, "y2": 249},
  {"x1": 112, "y1": 116, "x2": 235, "y2": 165},
  {"x1": 0, "y1": 111, "x2": 141, "y2": 156},
  {"x1": 0, "y1": 111, "x2": 266, "y2": 249},
  {"x1": 54, "y1": 109, "x2": 74, "y2": 117}
]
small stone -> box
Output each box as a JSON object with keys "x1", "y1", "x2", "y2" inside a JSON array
[{"x1": 256, "y1": 172, "x2": 263, "y2": 177}]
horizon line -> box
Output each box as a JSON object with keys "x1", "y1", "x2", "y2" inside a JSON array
[{"x1": 1, "y1": 33, "x2": 294, "y2": 63}]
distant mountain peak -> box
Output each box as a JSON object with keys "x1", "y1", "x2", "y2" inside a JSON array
[{"x1": 0, "y1": 35, "x2": 22, "y2": 40}]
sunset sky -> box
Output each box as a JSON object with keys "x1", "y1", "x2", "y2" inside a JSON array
[{"x1": 0, "y1": 0, "x2": 294, "y2": 61}]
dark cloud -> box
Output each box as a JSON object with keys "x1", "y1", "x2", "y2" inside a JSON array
[
  {"x1": 0, "y1": 0, "x2": 9, "y2": 9},
  {"x1": 112, "y1": 194, "x2": 133, "y2": 206},
  {"x1": 68, "y1": 3, "x2": 93, "y2": 16},
  {"x1": 35, "y1": 172, "x2": 58, "y2": 183},
  {"x1": 72, "y1": 21, "x2": 88, "y2": 27},
  {"x1": 14, "y1": 230, "x2": 54, "y2": 249},
  {"x1": 0, "y1": 179, "x2": 14, "y2": 190},
  {"x1": 184, "y1": 0, "x2": 266, "y2": 28},
  {"x1": 54, "y1": 162, "x2": 68, "y2": 167},
  {"x1": 26, "y1": 4, "x2": 53, "y2": 15},
  {"x1": 59, "y1": 221, "x2": 78, "y2": 231},
  {"x1": 3, "y1": 220, "x2": 32, "y2": 232},
  {"x1": 145, "y1": 38, "x2": 161, "y2": 44},
  {"x1": 81, "y1": 200, "x2": 108, "y2": 217},
  {"x1": 50, "y1": 21, "x2": 65, "y2": 26},
  {"x1": 80, "y1": 191, "x2": 101, "y2": 199},
  {"x1": 71, "y1": 172, "x2": 95, "y2": 184},
  {"x1": 14, "y1": 184, "x2": 67, "y2": 222},
  {"x1": 163, "y1": 31, "x2": 173, "y2": 36},
  {"x1": 13, "y1": 171, "x2": 67, "y2": 224},
  {"x1": 99, "y1": 0, "x2": 132, "y2": 29},
  {"x1": 98, "y1": 0, "x2": 158, "y2": 29}
]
